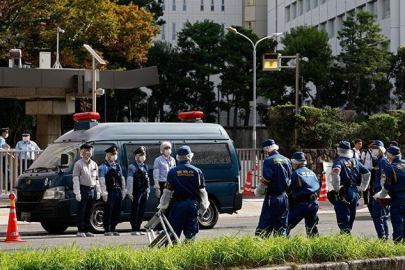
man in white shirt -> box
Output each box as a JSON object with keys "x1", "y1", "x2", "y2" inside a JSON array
[
  {"x1": 153, "y1": 141, "x2": 176, "y2": 200},
  {"x1": 352, "y1": 139, "x2": 362, "y2": 160},
  {"x1": 15, "y1": 130, "x2": 41, "y2": 172}
]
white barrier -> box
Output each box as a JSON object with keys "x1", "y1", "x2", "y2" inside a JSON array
[
  {"x1": 236, "y1": 149, "x2": 264, "y2": 191},
  {"x1": 0, "y1": 149, "x2": 42, "y2": 197}
]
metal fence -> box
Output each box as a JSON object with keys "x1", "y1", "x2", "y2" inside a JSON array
[
  {"x1": 236, "y1": 148, "x2": 265, "y2": 191},
  {"x1": 0, "y1": 150, "x2": 42, "y2": 197}
]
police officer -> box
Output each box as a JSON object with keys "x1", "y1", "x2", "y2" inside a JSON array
[
  {"x1": 369, "y1": 140, "x2": 390, "y2": 240},
  {"x1": 99, "y1": 145, "x2": 126, "y2": 236},
  {"x1": 15, "y1": 130, "x2": 41, "y2": 172},
  {"x1": 287, "y1": 151, "x2": 320, "y2": 237},
  {"x1": 73, "y1": 143, "x2": 101, "y2": 237},
  {"x1": 127, "y1": 146, "x2": 150, "y2": 235},
  {"x1": 0, "y1": 127, "x2": 10, "y2": 180},
  {"x1": 153, "y1": 141, "x2": 176, "y2": 199},
  {"x1": 158, "y1": 146, "x2": 209, "y2": 241},
  {"x1": 254, "y1": 139, "x2": 291, "y2": 237},
  {"x1": 376, "y1": 146, "x2": 405, "y2": 242},
  {"x1": 331, "y1": 141, "x2": 370, "y2": 235}
]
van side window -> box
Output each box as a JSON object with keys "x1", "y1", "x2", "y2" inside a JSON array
[
  {"x1": 176, "y1": 143, "x2": 231, "y2": 165},
  {"x1": 92, "y1": 144, "x2": 115, "y2": 165},
  {"x1": 125, "y1": 144, "x2": 161, "y2": 167}
]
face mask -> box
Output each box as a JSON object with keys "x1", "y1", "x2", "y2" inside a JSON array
[
  {"x1": 164, "y1": 150, "x2": 171, "y2": 156},
  {"x1": 110, "y1": 154, "x2": 117, "y2": 162},
  {"x1": 22, "y1": 137, "x2": 29, "y2": 142},
  {"x1": 85, "y1": 150, "x2": 92, "y2": 158},
  {"x1": 139, "y1": 155, "x2": 146, "y2": 163},
  {"x1": 371, "y1": 149, "x2": 380, "y2": 157},
  {"x1": 4, "y1": 134, "x2": 8, "y2": 139}
]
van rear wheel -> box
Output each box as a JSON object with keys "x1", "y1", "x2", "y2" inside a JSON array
[
  {"x1": 198, "y1": 199, "x2": 219, "y2": 229},
  {"x1": 41, "y1": 221, "x2": 68, "y2": 234},
  {"x1": 90, "y1": 202, "x2": 105, "y2": 233}
]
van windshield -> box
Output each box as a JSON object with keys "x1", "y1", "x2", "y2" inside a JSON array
[{"x1": 31, "y1": 142, "x2": 81, "y2": 169}]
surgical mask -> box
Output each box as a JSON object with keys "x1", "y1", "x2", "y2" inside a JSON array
[
  {"x1": 85, "y1": 150, "x2": 92, "y2": 158},
  {"x1": 164, "y1": 150, "x2": 171, "y2": 156},
  {"x1": 139, "y1": 155, "x2": 146, "y2": 163},
  {"x1": 4, "y1": 134, "x2": 8, "y2": 139},
  {"x1": 371, "y1": 149, "x2": 380, "y2": 157},
  {"x1": 22, "y1": 137, "x2": 28, "y2": 142},
  {"x1": 110, "y1": 154, "x2": 118, "y2": 162}
]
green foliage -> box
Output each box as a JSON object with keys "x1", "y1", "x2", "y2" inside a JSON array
[
  {"x1": 390, "y1": 46, "x2": 405, "y2": 108},
  {"x1": 3, "y1": 235, "x2": 405, "y2": 269}
]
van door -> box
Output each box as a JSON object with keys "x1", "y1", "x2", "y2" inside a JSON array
[
  {"x1": 172, "y1": 141, "x2": 239, "y2": 214},
  {"x1": 122, "y1": 142, "x2": 163, "y2": 220}
]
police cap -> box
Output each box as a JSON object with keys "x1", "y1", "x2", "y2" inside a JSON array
[
  {"x1": 292, "y1": 151, "x2": 306, "y2": 163},
  {"x1": 134, "y1": 146, "x2": 146, "y2": 155},
  {"x1": 105, "y1": 145, "x2": 117, "y2": 154},
  {"x1": 22, "y1": 130, "x2": 31, "y2": 136},
  {"x1": 372, "y1": 140, "x2": 384, "y2": 147},
  {"x1": 0, "y1": 127, "x2": 9, "y2": 133},
  {"x1": 338, "y1": 141, "x2": 351, "y2": 150},
  {"x1": 80, "y1": 143, "x2": 93, "y2": 150},
  {"x1": 177, "y1": 146, "x2": 192, "y2": 156},
  {"x1": 262, "y1": 139, "x2": 276, "y2": 148},
  {"x1": 387, "y1": 146, "x2": 401, "y2": 157}
]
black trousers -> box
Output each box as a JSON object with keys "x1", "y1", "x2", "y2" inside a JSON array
[
  {"x1": 103, "y1": 189, "x2": 123, "y2": 232},
  {"x1": 130, "y1": 190, "x2": 148, "y2": 231},
  {"x1": 77, "y1": 187, "x2": 96, "y2": 233}
]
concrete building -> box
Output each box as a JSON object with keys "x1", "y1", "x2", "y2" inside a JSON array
[
  {"x1": 156, "y1": 0, "x2": 243, "y2": 44},
  {"x1": 244, "y1": 0, "x2": 268, "y2": 37},
  {"x1": 268, "y1": 0, "x2": 401, "y2": 55}
]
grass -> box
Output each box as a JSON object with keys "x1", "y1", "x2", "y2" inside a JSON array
[{"x1": 1, "y1": 235, "x2": 405, "y2": 269}]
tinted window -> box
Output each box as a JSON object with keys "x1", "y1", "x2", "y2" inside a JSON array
[
  {"x1": 125, "y1": 144, "x2": 161, "y2": 167},
  {"x1": 176, "y1": 143, "x2": 231, "y2": 165}
]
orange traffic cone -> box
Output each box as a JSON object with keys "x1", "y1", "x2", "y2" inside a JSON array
[
  {"x1": 243, "y1": 171, "x2": 253, "y2": 195},
  {"x1": 1, "y1": 193, "x2": 26, "y2": 242},
  {"x1": 318, "y1": 174, "x2": 328, "y2": 202}
]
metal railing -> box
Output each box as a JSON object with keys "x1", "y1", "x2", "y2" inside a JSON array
[
  {"x1": 236, "y1": 148, "x2": 265, "y2": 191},
  {"x1": 0, "y1": 149, "x2": 42, "y2": 197}
]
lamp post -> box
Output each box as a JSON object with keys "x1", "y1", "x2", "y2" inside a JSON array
[
  {"x1": 53, "y1": 27, "x2": 65, "y2": 69},
  {"x1": 226, "y1": 27, "x2": 282, "y2": 149}
]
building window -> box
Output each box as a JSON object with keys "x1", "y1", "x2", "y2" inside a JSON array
[
  {"x1": 328, "y1": 19, "x2": 335, "y2": 37},
  {"x1": 247, "y1": 21, "x2": 255, "y2": 32},
  {"x1": 172, "y1": 23, "x2": 176, "y2": 40},
  {"x1": 183, "y1": 22, "x2": 187, "y2": 29},
  {"x1": 336, "y1": 14, "x2": 344, "y2": 33},
  {"x1": 221, "y1": 23, "x2": 225, "y2": 38},
  {"x1": 383, "y1": 0, "x2": 390, "y2": 18},
  {"x1": 161, "y1": 0, "x2": 165, "y2": 10},
  {"x1": 183, "y1": 0, "x2": 186, "y2": 11},
  {"x1": 162, "y1": 24, "x2": 166, "y2": 40},
  {"x1": 291, "y1": 2, "x2": 297, "y2": 19},
  {"x1": 319, "y1": 22, "x2": 326, "y2": 32},
  {"x1": 200, "y1": 0, "x2": 204, "y2": 11},
  {"x1": 247, "y1": 0, "x2": 256, "y2": 5},
  {"x1": 172, "y1": 0, "x2": 176, "y2": 11},
  {"x1": 285, "y1": 6, "x2": 290, "y2": 22},
  {"x1": 313, "y1": 0, "x2": 318, "y2": 9},
  {"x1": 306, "y1": 0, "x2": 311, "y2": 12},
  {"x1": 211, "y1": 0, "x2": 214, "y2": 11},
  {"x1": 320, "y1": 0, "x2": 326, "y2": 4},
  {"x1": 368, "y1": 1, "x2": 377, "y2": 15},
  {"x1": 221, "y1": 0, "x2": 225, "y2": 11},
  {"x1": 298, "y1": 0, "x2": 303, "y2": 16}
]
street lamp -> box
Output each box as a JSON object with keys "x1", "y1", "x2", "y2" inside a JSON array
[
  {"x1": 53, "y1": 27, "x2": 65, "y2": 69},
  {"x1": 226, "y1": 27, "x2": 282, "y2": 149}
]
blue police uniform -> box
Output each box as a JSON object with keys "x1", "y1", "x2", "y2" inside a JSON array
[
  {"x1": 167, "y1": 158, "x2": 205, "y2": 240},
  {"x1": 332, "y1": 156, "x2": 369, "y2": 234},
  {"x1": 128, "y1": 160, "x2": 149, "y2": 231},
  {"x1": 99, "y1": 161, "x2": 124, "y2": 233},
  {"x1": 255, "y1": 140, "x2": 292, "y2": 237},
  {"x1": 287, "y1": 165, "x2": 320, "y2": 237},
  {"x1": 372, "y1": 155, "x2": 390, "y2": 239},
  {"x1": 384, "y1": 154, "x2": 405, "y2": 242}
]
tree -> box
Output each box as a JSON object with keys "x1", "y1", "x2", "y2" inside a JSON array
[
  {"x1": 280, "y1": 26, "x2": 333, "y2": 108},
  {"x1": 336, "y1": 11, "x2": 391, "y2": 112},
  {"x1": 118, "y1": 0, "x2": 165, "y2": 26},
  {"x1": 176, "y1": 20, "x2": 223, "y2": 122},
  {"x1": 390, "y1": 46, "x2": 405, "y2": 108}
]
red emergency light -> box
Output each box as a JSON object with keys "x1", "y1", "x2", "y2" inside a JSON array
[
  {"x1": 73, "y1": 112, "x2": 101, "y2": 122},
  {"x1": 178, "y1": 111, "x2": 204, "y2": 121}
]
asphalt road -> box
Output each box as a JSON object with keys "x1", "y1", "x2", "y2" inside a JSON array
[{"x1": 0, "y1": 199, "x2": 381, "y2": 251}]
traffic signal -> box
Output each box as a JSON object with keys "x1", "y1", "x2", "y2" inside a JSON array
[{"x1": 262, "y1": 53, "x2": 281, "y2": 71}]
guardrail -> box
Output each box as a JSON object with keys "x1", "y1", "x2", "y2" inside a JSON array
[
  {"x1": 0, "y1": 149, "x2": 42, "y2": 197},
  {"x1": 236, "y1": 148, "x2": 265, "y2": 191}
]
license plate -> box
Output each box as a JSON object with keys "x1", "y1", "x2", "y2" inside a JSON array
[{"x1": 21, "y1": 212, "x2": 31, "y2": 222}]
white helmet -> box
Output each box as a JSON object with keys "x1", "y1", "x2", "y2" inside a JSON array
[{"x1": 160, "y1": 141, "x2": 172, "y2": 153}]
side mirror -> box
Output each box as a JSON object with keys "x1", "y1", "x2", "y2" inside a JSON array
[{"x1": 61, "y1": 154, "x2": 69, "y2": 166}]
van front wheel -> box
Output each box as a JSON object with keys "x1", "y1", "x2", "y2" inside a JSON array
[
  {"x1": 41, "y1": 221, "x2": 68, "y2": 234},
  {"x1": 198, "y1": 199, "x2": 219, "y2": 229},
  {"x1": 90, "y1": 202, "x2": 105, "y2": 233}
]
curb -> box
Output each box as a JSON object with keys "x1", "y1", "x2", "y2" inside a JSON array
[{"x1": 255, "y1": 256, "x2": 405, "y2": 270}]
